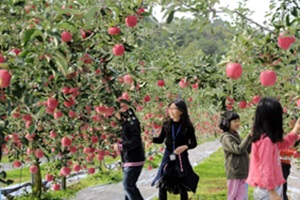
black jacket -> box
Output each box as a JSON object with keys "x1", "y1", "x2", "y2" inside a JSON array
[
  {"x1": 152, "y1": 120, "x2": 199, "y2": 193},
  {"x1": 120, "y1": 119, "x2": 145, "y2": 164},
  {"x1": 153, "y1": 121, "x2": 197, "y2": 152}
]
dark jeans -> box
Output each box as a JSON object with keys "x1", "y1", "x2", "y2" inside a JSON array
[
  {"x1": 281, "y1": 163, "x2": 291, "y2": 200},
  {"x1": 159, "y1": 188, "x2": 188, "y2": 200},
  {"x1": 123, "y1": 166, "x2": 144, "y2": 200}
]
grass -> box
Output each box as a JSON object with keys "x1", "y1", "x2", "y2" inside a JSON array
[
  {"x1": 4, "y1": 165, "x2": 49, "y2": 184},
  {"x1": 12, "y1": 169, "x2": 123, "y2": 200},
  {"x1": 1, "y1": 154, "x2": 122, "y2": 185}
]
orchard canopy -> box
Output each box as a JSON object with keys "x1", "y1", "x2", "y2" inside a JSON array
[{"x1": 0, "y1": 0, "x2": 299, "y2": 194}]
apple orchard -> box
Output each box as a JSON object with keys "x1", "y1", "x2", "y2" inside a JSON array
[{"x1": 0, "y1": 0, "x2": 300, "y2": 198}]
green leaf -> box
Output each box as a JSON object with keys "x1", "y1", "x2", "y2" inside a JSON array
[
  {"x1": 291, "y1": 7, "x2": 298, "y2": 17},
  {"x1": 57, "y1": 21, "x2": 77, "y2": 32},
  {"x1": 285, "y1": 14, "x2": 290, "y2": 26},
  {"x1": 18, "y1": 50, "x2": 30, "y2": 58},
  {"x1": 85, "y1": 6, "x2": 99, "y2": 26},
  {"x1": 166, "y1": 10, "x2": 175, "y2": 24},
  {"x1": 28, "y1": 124, "x2": 36, "y2": 135},
  {"x1": 53, "y1": 52, "x2": 68, "y2": 76},
  {"x1": 22, "y1": 29, "x2": 35, "y2": 46},
  {"x1": 30, "y1": 30, "x2": 44, "y2": 42}
]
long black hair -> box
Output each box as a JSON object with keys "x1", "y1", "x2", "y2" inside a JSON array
[
  {"x1": 119, "y1": 108, "x2": 140, "y2": 127},
  {"x1": 165, "y1": 99, "x2": 194, "y2": 134},
  {"x1": 219, "y1": 111, "x2": 240, "y2": 132},
  {"x1": 252, "y1": 97, "x2": 283, "y2": 143}
]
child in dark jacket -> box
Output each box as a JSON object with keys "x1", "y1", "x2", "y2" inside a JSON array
[
  {"x1": 219, "y1": 111, "x2": 252, "y2": 200},
  {"x1": 113, "y1": 108, "x2": 145, "y2": 200}
]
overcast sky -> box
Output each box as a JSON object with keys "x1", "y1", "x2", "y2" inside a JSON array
[
  {"x1": 153, "y1": 0, "x2": 270, "y2": 25},
  {"x1": 218, "y1": 0, "x2": 270, "y2": 24}
]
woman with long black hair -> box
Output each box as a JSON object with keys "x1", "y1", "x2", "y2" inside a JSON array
[{"x1": 151, "y1": 99, "x2": 199, "y2": 200}]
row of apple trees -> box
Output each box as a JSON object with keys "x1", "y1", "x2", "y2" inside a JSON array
[{"x1": 157, "y1": 0, "x2": 300, "y2": 128}]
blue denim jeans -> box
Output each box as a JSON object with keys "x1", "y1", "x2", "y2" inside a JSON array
[
  {"x1": 253, "y1": 185, "x2": 283, "y2": 200},
  {"x1": 123, "y1": 166, "x2": 144, "y2": 200}
]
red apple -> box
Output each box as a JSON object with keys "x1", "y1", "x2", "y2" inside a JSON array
[
  {"x1": 47, "y1": 97, "x2": 58, "y2": 109},
  {"x1": 105, "y1": 107, "x2": 115, "y2": 117},
  {"x1": 91, "y1": 136, "x2": 98, "y2": 144},
  {"x1": 179, "y1": 79, "x2": 189, "y2": 88},
  {"x1": 13, "y1": 160, "x2": 22, "y2": 168},
  {"x1": 62, "y1": 87, "x2": 69, "y2": 94},
  {"x1": 260, "y1": 70, "x2": 277, "y2": 86},
  {"x1": 0, "y1": 55, "x2": 5, "y2": 63},
  {"x1": 54, "y1": 110, "x2": 63, "y2": 119},
  {"x1": 125, "y1": 15, "x2": 137, "y2": 27},
  {"x1": 226, "y1": 104, "x2": 233, "y2": 110},
  {"x1": 113, "y1": 44, "x2": 125, "y2": 56},
  {"x1": 35, "y1": 149, "x2": 44, "y2": 158},
  {"x1": 61, "y1": 31, "x2": 72, "y2": 42},
  {"x1": 123, "y1": 74, "x2": 133, "y2": 84},
  {"x1": 68, "y1": 110, "x2": 77, "y2": 118},
  {"x1": 50, "y1": 130, "x2": 57, "y2": 138},
  {"x1": 95, "y1": 105, "x2": 106, "y2": 114},
  {"x1": 0, "y1": 70, "x2": 12, "y2": 88},
  {"x1": 81, "y1": 53, "x2": 92, "y2": 64},
  {"x1": 46, "y1": 109, "x2": 54, "y2": 117},
  {"x1": 108, "y1": 27, "x2": 120, "y2": 35},
  {"x1": 226, "y1": 63, "x2": 242, "y2": 80},
  {"x1": 73, "y1": 164, "x2": 81, "y2": 172},
  {"x1": 121, "y1": 92, "x2": 131, "y2": 101},
  {"x1": 97, "y1": 154, "x2": 104, "y2": 161},
  {"x1": 10, "y1": 49, "x2": 21, "y2": 56},
  {"x1": 238, "y1": 101, "x2": 247, "y2": 109},
  {"x1": 296, "y1": 99, "x2": 300, "y2": 107},
  {"x1": 61, "y1": 136, "x2": 72, "y2": 147},
  {"x1": 70, "y1": 146, "x2": 77, "y2": 154},
  {"x1": 88, "y1": 168, "x2": 95, "y2": 174},
  {"x1": 60, "y1": 166, "x2": 71, "y2": 176},
  {"x1": 278, "y1": 34, "x2": 296, "y2": 50},
  {"x1": 64, "y1": 97, "x2": 75, "y2": 108},
  {"x1": 45, "y1": 174, "x2": 54, "y2": 182},
  {"x1": 137, "y1": 8, "x2": 145, "y2": 15},
  {"x1": 252, "y1": 95, "x2": 260, "y2": 104},
  {"x1": 226, "y1": 97, "x2": 235, "y2": 104},
  {"x1": 30, "y1": 165, "x2": 39, "y2": 174},
  {"x1": 144, "y1": 95, "x2": 151, "y2": 102},
  {"x1": 52, "y1": 183, "x2": 60, "y2": 191},
  {"x1": 22, "y1": 114, "x2": 32, "y2": 122},
  {"x1": 80, "y1": 29, "x2": 92, "y2": 39},
  {"x1": 157, "y1": 80, "x2": 165, "y2": 87},
  {"x1": 192, "y1": 83, "x2": 198, "y2": 89}
]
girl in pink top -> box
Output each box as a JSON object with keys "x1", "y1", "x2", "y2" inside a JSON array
[{"x1": 246, "y1": 97, "x2": 300, "y2": 200}]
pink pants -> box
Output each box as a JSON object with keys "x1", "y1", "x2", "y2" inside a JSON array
[{"x1": 227, "y1": 179, "x2": 248, "y2": 200}]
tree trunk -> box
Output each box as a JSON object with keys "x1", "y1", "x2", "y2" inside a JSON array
[
  {"x1": 61, "y1": 176, "x2": 67, "y2": 190},
  {"x1": 32, "y1": 162, "x2": 42, "y2": 198}
]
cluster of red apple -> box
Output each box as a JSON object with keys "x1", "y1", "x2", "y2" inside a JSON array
[{"x1": 226, "y1": 32, "x2": 296, "y2": 87}]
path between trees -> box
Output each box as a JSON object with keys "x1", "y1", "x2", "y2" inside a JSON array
[
  {"x1": 72, "y1": 139, "x2": 221, "y2": 200},
  {"x1": 72, "y1": 139, "x2": 300, "y2": 200}
]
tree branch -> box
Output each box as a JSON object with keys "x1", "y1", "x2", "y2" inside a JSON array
[
  {"x1": 233, "y1": 10, "x2": 276, "y2": 34},
  {"x1": 158, "y1": 1, "x2": 277, "y2": 34}
]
